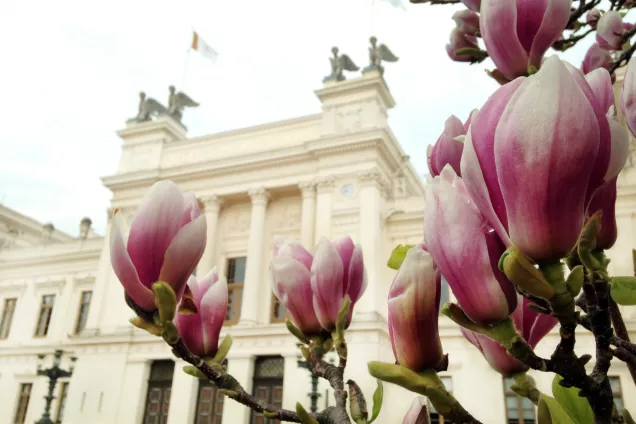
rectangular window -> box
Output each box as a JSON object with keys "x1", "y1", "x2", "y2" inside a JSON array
[
  {"x1": 225, "y1": 257, "x2": 246, "y2": 324},
  {"x1": 194, "y1": 379, "x2": 226, "y2": 424},
  {"x1": 13, "y1": 383, "x2": 32, "y2": 424},
  {"x1": 55, "y1": 382, "x2": 69, "y2": 423},
  {"x1": 74, "y1": 291, "x2": 92, "y2": 334},
  {"x1": 34, "y1": 295, "x2": 55, "y2": 337},
  {"x1": 143, "y1": 360, "x2": 175, "y2": 424},
  {"x1": 504, "y1": 377, "x2": 536, "y2": 423},
  {"x1": 429, "y1": 376, "x2": 453, "y2": 424},
  {"x1": 251, "y1": 357, "x2": 284, "y2": 424},
  {"x1": 610, "y1": 376, "x2": 624, "y2": 415},
  {"x1": 270, "y1": 295, "x2": 286, "y2": 323},
  {"x1": 0, "y1": 298, "x2": 17, "y2": 339}
]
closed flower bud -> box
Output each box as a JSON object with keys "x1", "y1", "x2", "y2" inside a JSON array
[
  {"x1": 271, "y1": 236, "x2": 367, "y2": 333},
  {"x1": 174, "y1": 270, "x2": 228, "y2": 357},
  {"x1": 446, "y1": 28, "x2": 479, "y2": 62},
  {"x1": 452, "y1": 9, "x2": 480, "y2": 35},
  {"x1": 462, "y1": 295, "x2": 557, "y2": 376},
  {"x1": 581, "y1": 43, "x2": 612, "y2": 75},
  {"x1": 596, "y1": 11, "x2": 625, "y2": 50},
  {"x1": 461, "y1": 0, "x2": 480, "y2": 12},
  {"x1": 585, "y1": 68, "x2": 614, "y2": 114},
  {"x1": 110, "y1": 180, "x2": 207, "y2": 312},
  {"x1": 586, "y1": 8, "x2": 601, "y2": 29},
  {"x1": 425, "y1": 167, "x2": 517, "y2": 325},
  {"x1": 461, "y1": 56, "x2": 612, "y2": 262},
  {"x1": 480, "y1": 0, "x2": 572, "y2": 79},
  {"x1": 388, "y1": 245, "x2": 444, "y2": 371},
  {"x1": 427, "y1": 115, "x2": 466, "y2": 177},
  {"x1": 621, "y1": 58, "x2": 636, "y2": 138}
]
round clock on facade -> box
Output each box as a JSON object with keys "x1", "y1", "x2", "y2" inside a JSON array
[{"x1": 340, "y1": 183, "x2": 356, "y2": 198}]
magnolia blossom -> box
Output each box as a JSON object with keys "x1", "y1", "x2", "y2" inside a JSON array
[
  {"x1": 110, "y1": 180, "x2": 207, "y2": 311},
  {"x1": 403, "y1": 397, "x2": 428, "y2": 424},
  {"x1": 462, "y1": 296, "x2": 557, "y2": 376},
  {"x1": 621, "y1": 58, "x2": 636, "y2": 138},
  {"x1": 452, "y1": 9, "x2": 480, "y2": 35},
  {"x1": 425, "y1": 166, "x2": 517, "y2": 325},
  {"x1": 174, "y1": 270, "x2": 228, "y2": 357},
  {"x1": 461, "y1": 56, "x2": 613, "y2": 262},
  {"x1": 480, "y1": 0, "x2": 572, "y2": 79},
  {"x1": 427, "y1": 115, "x2": 467, "y2": 177},
  {"x1": 388, "y1": 245, "x2": 444, "y2": 371},
  {"x1": 581, "y1": 43, "x2": 612, "y2": 75},
  {"x1": 585, "y1": 68, "x2": 614, "y2": 114},
  {"x1": 586, "y1": 8, "x2": 601, "y2": 29},
  {"x1": 446, "y1": 28, "x2": 479, "y2": 62},
  {"x1": 271, "y1": 236, "x2": 367, "y2": 333},
  {"x1": 596, "y1": 11, "x2": 625, "y2": 50}
]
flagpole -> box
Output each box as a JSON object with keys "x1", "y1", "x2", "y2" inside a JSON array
[
  {"x1": 370, "y1": 0, "x2": 377, "y2": 37},
  {"x1": 181, "y1": 49, "x2": 191, "y2": 92}
]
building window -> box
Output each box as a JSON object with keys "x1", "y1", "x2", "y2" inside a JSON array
[
  {"x1": 34, "y1": 295, "x2": 55, "y2": 337},
  {"x1": 610, "y1": 376, "x2": 624, "y2": 415},
  {"x1": 74, "y1": 291, "x2": 92, "y2": 334},
  {"x1": 251, "y1": 356, "x2": 284, "y2": 424},
  {"x1": 429, "y1": 376, "x2": 453, "y2": 424},
  {"x1": 55, "y1": 382, "x2": 69, "y2": 423},
  {"x1": 13, "y1": 383, "x2": 32, "y2": 424},
  {"x1": 194, "y1": 362, "x2": 227, "y2": 424},
  {"x1": 0, "y1": 298, "x2": 17, "y2": 339},
  {"x1": 225, "y1": 257, "x2": 246, "y2": 324},
  {"x1": 270, "y1": 295, "x2": 286, "y2": 323},
  {"x1": 143, "y1": 360, "x2": 175, "y2": 424},
  {"x1": 504, "y1": 377, "x2": 536, "y2": 423}
]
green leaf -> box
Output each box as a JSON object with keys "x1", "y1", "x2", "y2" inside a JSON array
[
  {"x1": 538, "y1": 395, "x2": 576, "y2": 424},
  {"x1": 387, "y1": 245, "x2": 415, "y2": 270},
  {"x1": 295, "y1": 402, "x2": 319, "y2": 424},
  {"x1": 611, "y1": 277, "x2": 636, "y2": 305},
  {"x1": 368, "y1": 380, "x2": 383, "y2": 424},
  {"x1": 551, "y1": 375, "x2": 594, "y2": 424}
]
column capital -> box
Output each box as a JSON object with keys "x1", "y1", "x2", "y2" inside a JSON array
[
  {"x1": 299, "y1": 181, "x2": 316, "y2": 198},
  {"x1": 315, "y1": 176, "x2": 335, "y2": 193},
  {"x1": 199, "y1": 195, "x2": 224, "y2": 213},
  {"x1": 358, "y1": 168, "x2": 390, "y2": 189},
  {"x1": 248, "y1": 187, "x2": 270, "y2": 205}
]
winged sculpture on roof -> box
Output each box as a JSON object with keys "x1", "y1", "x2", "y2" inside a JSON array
[
  {"x1": 327, "y1": 47, "x2": 359, "y2": 81},
  {"x1": 167, "y1": 85, "x2": 200, "y2": 122},
  {"x1": 367, "y1": 36, "x2": 399, "y2": 74},
  {"x1": 135, "y1": 92, "x2": 167, "y2": 122}
]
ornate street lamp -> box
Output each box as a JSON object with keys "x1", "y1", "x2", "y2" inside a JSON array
[
  {"x1": 296, "y1": 344, "x2": 337, "y2": 413},
  {"x1": 35, "y1": 350, "x2": 76, "y2": 424}
]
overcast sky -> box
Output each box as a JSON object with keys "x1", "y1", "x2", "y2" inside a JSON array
[{"x1": 0, "y1": 0, "x2": 593, "y2": 236}]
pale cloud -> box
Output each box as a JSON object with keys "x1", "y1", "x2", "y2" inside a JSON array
[{"x1": 0, "y1": 0, "x2": 595, "y2": 236}]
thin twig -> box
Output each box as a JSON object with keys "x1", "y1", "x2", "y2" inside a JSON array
[
  {"x1": 311, "y1": 354, "x2": 350, "y2": 423},
  {"x1": 609, "y1": 298, "x2": 636, "y2": 385},
  {"x1": 609, "y1": 27, "x2": 636, "y2": 74}
]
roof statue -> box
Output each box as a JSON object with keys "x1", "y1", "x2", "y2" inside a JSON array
[
  {"x1": 134, "y1": 92, "x2": 167, "y2": 122},
  {"x1": 365, "y1": 36, "x2": 399, "y2": 74},
  {"x1": 167, "y1": 85, "x2": 199, "y2": 122},
  {"x1": 325, "y1": 47, "x2": 359, "y2": 82}
]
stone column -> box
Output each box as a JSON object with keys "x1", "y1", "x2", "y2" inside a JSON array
[
  {"x1": 314, "y1": 177, "x2": 335, "y2": 241},
  {"x1": 239, "y1": 187, "x2": 270, "y2": 324},
  {"x1": 299, "y1": 182, "x2": 316, "y2": 247},
  {"x1": 167, "y1": 360, "x2": 198, "y2": 424},
  {"x1": 197, "y1": 195, "x2": 223, "y2": 276},
  {"x1": 357, "y1": 169, "x2": 385, "y2": 316},
  {"x1": 222, "y1": 356, "x2": 255, "y2": 424}
]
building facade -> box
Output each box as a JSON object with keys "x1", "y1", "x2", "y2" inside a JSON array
[{"x1": 0, "y1": 69, "x2": 635, "y2": 424}]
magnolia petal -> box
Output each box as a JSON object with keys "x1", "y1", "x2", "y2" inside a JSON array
[
  {"x1": 174, "y1": 308, "x2": 205, "y2": 356},
  {"x1": 622, "y1": 58, "x2": 636, "y2": 137},
  {"x1": 181, "y1": 192, "x2": 201, "y2": 226},
  {"x1": 311, "y1": 238, "x2": 345, "y2": 330},
  {"x1": 604, "y1": 114, "x2": 631, "y2": 182},
  {"x1": 346, "y1": 245, "x2": 367, "y2": 305},
  {"x1": 199, "y1": 276, "x2": 228, "y2": 355},
  {"x1": 193, "y1": 268, "x2": 220, "y2": 305},
  {"x1": 585, "y1": 68, "x2": 614, "y2": 114},
  {"x1": 110, "y1": 213, "x2": 155, "y2": 311},
  {"x1": 158, "y1": 215, "x2": 207, "y2": 299},
  {"x1": 277, "y1": 239, "x2": 314, "y2": 271},
  {"x1": 526, "y1": 310, "x2": 558, "y2": 349},
  {"x1": 527, "y1": 0, "x2": 572, "y2": 68},
  {"x1": 475, "y1": 332, "x2": 529, "y2": 376},
  {"x1": 588, "y1": 179, "x2": 619, "y2": 250},
  {"x1": 127, "y1": 180, "x2": 186, "y2": 286}
]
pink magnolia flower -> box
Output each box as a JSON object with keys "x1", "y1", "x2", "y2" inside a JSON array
[
  {"x1": 586, "y1": 8, "x2": 601, "y2": 29},
  {"x1": 462, "y1": 295, "x2": 558, "y2": 376},
  {"x1": 480, "y1": 0, "x2": 572, "y2": 79},
  {"x1": 174, "y1": 270, "x2": 228, "y2": 357},
  {"x1": 271, "y1": 236, "x2": 367, "y2": 333},
  {"x1": 452, "y1": 9, "x2": 480, "y2": 35},
  {"x1": 585, "y1": 68, "x2": 614, "y2": 114},
  {"x1": 596, "y1": 11, "x2": 625, "y2": 50},
  {"x1": 461, "y1": 56, "x2": 612, "y2": 262},
  {"x1": 621, "y1": 58, "x2": 636, "y2": 138},
  {"x1": 110, "y1": 180, "x2": 207, "y2": 312},
  {"x1": 388, "y1": 244, "x2": 444, "y2": 372},
  {"x1": 427, "y1": 115, "x2": 466, "y2": 177},
  {"x1": 446, "y1": 28, "x2": 479, "y2": 62},
  {"x1": 424, "y1": 166, "x2": 517, "y2": 325},
  {"x1": 581, "y1": 43, "x2": 613, "y2": 75},
  {"x1": 403, "y1": 397, "x2": 428, "y2": 424},
  {"x1": 461, "y1": 0, "x2": 480, "y2": 12}
]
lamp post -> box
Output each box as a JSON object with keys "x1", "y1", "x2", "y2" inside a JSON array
[
  {"x1": 35, "y1": 350, "x2": 76, "y2": 424},
  {"x1": 296, "y1": 350, "x2": 321, "y2": 413}
]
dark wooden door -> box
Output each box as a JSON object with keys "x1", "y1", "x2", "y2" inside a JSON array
[
  {"x1": 195, "y1": 380, "x2": 225, "y2": 424},
  {"x1": 250, "y1": 356, "x2": 284, "y2": 424}
]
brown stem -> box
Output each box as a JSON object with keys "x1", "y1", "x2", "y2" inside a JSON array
[
  {"x1": 580, "y1": 315, "x2": 636, "y2": 356},
  {"x1": 310, "y1": 354, "x2": 351, "y2": 423},
  {"x1": 553, "y1": 28, "x2": 594, "y2": 51},
  {"x1": 610, "y1": 28, "x2": 636, "y2": 74},
  {"x1": 609, "y1": 298, "x2": 636, "y2": 385},
  {"x1": 170, "y1": 339, "x2": 306, "y2": 423}
]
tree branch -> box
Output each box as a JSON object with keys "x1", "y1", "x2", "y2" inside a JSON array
[
  {"x1": 609, "y1": 298, "x2": 636, "y2": 386},
  {"x1": 310, "y1": 354, "x2": 351, "y2": 423}
]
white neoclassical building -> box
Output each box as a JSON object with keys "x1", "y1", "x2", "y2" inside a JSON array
[{"x1": 1, "y1": 69, "x2": 635, "y2": 424}]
